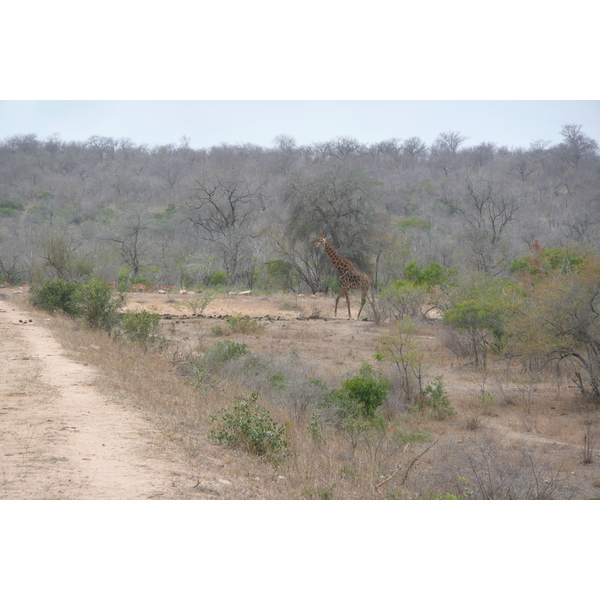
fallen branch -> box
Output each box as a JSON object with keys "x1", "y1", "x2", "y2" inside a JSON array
[{"x1": 375, "y1": 439, "x2": 438, "y2": 499}]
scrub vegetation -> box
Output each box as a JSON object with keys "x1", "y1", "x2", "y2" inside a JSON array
[{"x1": 3, "y1": 125, "x2": 600, "y2": 498}]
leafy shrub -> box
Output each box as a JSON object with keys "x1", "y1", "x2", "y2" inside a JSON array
[
  {"x1": 334, "y1": 363, "x2": 389, "y2": 419},
  {"x1": 267, "y1": 369, "x2": 286, "y2": 390},
  {"x1": 443, "y1": 298, "x2": 507, "y2": 367},
  {"x1": 209, "y1": 270, "x2": 227, "y2": 286},
  {"x1": 325, "y1": 275, "x2": 341, "y2": 294},
  {"x1": 121, "y1": 310, "x2": 165, "y2": 349},
  {"x1": 227, "y1": 314, "x2": 265, "y2": 334},
  {"x1": 415, "y1": 377, "x2": 455, "y2": 420},
  {"x1": 117, "y1": 266, "x2": 132, "y2": 292},
  {"x1": 307, "y1": 411, "x2": 327, "y2": 444},
  {"x1": 510, "y1": 241, "x2": 584, "y2": 281},
  {"x1": 381, "y1": 281, "x2": 427, "y2": 320},
  {"x1": 404, "y1": 260, "x2": 457, "y2": 290},
  {"x1": 397, "y1": 216, "x2": 431, "y2": 230},
  {"x1": 506, "y1": 254, "x2": 600, "y2": 400},
  {"x1": 189, "y1": 340, "x2": 250, "y2": 386},
  {"x1": 288, "y1": 376, "x2": 333, "y2": 422},
  {"x1": 30, "y1": 279, "x2": 81, "y2": 316},
  {"x1": 181, "y1": 291, "x2": 216, "y2": 316},
  {"x1": 209, "y1": 393, "x2": 290, "y2": 461},
  {"x1": 30, "y1": 278, "x2": 124, "y2": 333},
  {"x1": 0, "y1": 199, "x2": 24, "y2": 217},
  {"x1": 444, "y1": 298, "x2": 506, "y2": 338},
  {"x1": 75, "y1": 277, "x2": 124, "y2": 332},
  {"x1": 376, "y1": 317, "x2": 425, "y2": 404},
  {"x1": 130, "y1": 276, "x2": 153, "y2": 287},
  {"x1": 264, "y1": 259, "x2": 295, "y2": 291},
  {"x1": 480, "y1": 392, "x2": 495, "y2": 415},
  {"x1": 204, "y1": 340, "x2": 249, "y2": 365}
]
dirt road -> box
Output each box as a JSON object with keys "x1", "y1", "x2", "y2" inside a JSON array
[{"x1": 0, "y1": 296, "x2": 199, "y2": 499}]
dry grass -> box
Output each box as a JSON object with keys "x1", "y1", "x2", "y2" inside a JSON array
[{"x1": 34, "y1": 291, "x2": 600, "y2": 499}]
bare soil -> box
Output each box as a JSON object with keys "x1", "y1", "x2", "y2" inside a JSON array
[
  {"x1": 0, "y1": 296, "x2": 204, "y2": 499},
  {"x1": 2, "y1": 288, "x2": 600, "y2": 499}
]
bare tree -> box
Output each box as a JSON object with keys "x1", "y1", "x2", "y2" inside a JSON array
[
  {"x1": 186, "y1": 172, "x2": 263, "y2": 282},
  {"x1": 558, "y1": 124, "x2": 598, "y2": 169},
  {"x1": 272, "y1": 134, "x2": 298, "y2": 175},
  {"x1": 434, "y1": 131, "x2": 469, "y2": 153},
  {"x1": 510, "y1": 149, "x2": 535, "y2": 182},
  {"x1": 0, "y1": 247, "x2": 20, "y2": 282},
  {"x1": 402, "y1": 136, "x2": 428, "y2": 158},
  {"x1": 563, "y1": 206, "x2": 600, "y2": 245},
  {"x1": 370, "y1": 138, "x2": 403, "y2": 161},
  {"x1": 439, "y1": 174, "x2": 520, "y2": 274},
  {"x1": 86, "y1": 135, "x2": 117, "y2": 163},
  {"x1": 151, "y1": 145, "x2": 187, "y2": 190},
  {"x1": 311, "y1": 136, "x2": 368, "y2": 160},
  {"x1": 267, "y1": 228, "x2": 322, "y2": 293},
  {"x1": 103, "y1": 211, "x2": 153, "y2": 278}
]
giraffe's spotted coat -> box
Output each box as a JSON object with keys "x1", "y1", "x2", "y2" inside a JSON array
[{"x1": 314, "y1": 235, "x2": 372, "y2": 319}]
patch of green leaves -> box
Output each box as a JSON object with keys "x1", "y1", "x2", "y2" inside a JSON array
[
  {"x1": 414, "y1": 377, "x2": 455, "y2": 420},
  {"x1": 121, "y1": 310, "x2": 166, "y2": 350},
  {"x1": 30, "y1": 277, "x2": 124, "y2": 333},
  {"x1": 209, "y1": 393, "x2": 290, "y2": 461},
  {"x1": 30, "y1": 278, "x2": 81, "y2": 316},
  {"x1": 334, "y1": 363, "x2": 389, "y2": 420}
]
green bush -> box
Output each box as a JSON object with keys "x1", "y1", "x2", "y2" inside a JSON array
[
  {"x1": 117, "y1": 266, "x2": 132, "y2": 292},
  {"x1": 190, "y1": 340, "x2": 250, "y2": 386},
  {"x1": 415, "y1": 377, "x2": 455, "y2": 420},
  {"x1": 443, "y1": 298, "x2": 507, "y2": 367},
  {"x1": 397, "y1": 216, "x2": 432, "y2": 230},
  {"x1": 121, "y1": 310, "x2": 165, "y2": 349},
  {"x1": 510, "y1": 242, "x2": 584, "y2": 280},
  {"x1": 334, "y1": 363, "x2": 389, "y2": 419},
  {"x1": 181, "y1": 291, "x2": 216, "y2": 316},
  {"x1": 209, "y1": 270, "x2": 227, "y2": 286},
  {"x1": 30, "y1": 278, "x2": 124, "y2": 333},
  {"x1": 227, "y1": 314, "x2": 265, "y2": 334},
  {"x1": 0, "y1": 199, "x2": 24, "y2": 217},
  {"x1": 204, "y1": 340, "x2": 249, "y2": 364},
  {"x1": 130, "y1": 276, "x2": 153, "y2": 287},
  {"x1": 403, "y1": 260, "x2": 457, "y2": 290},
  {"x1": 30, "y1": 279, "x2": 81, "y2": 316},
  {"x1": 209, "y1": 392, "x2": 290, "y2": 461},
  {"x1": 325, "y1": 276, "x2": 341, "y2": 294},
  {"x1": 264, "y1": 259, "x2": 295, "y2": 291},
  {"x1": 75, "y1": 277, "x2": 124, "y2": 332}
]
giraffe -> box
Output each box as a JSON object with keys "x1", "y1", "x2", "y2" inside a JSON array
[{"x1": 314, "y1": 235, "x2": 372, "y2": 319}]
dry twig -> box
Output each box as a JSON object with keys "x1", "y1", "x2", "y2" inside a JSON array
[{"x1": 374, "y1": 439, "x2": 438, "y2": 498}]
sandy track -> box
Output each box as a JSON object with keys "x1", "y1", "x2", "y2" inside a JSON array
[{"x1": 0, "y1": 297, "x2": 199, "y2": 499}]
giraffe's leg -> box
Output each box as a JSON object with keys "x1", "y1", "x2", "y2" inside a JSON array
[
  {"x1": 345, "y1": 290, "x2": 352, "y2": 319},
  {"x1": 334, "y1": 292, "x2": 341, "y2": 317},
  {"x1": 357, "y1": 292, "x2": 367, "y2": 319},
  {"x1": 335, "y1": 288, "x2": 349, "y2": 318}
]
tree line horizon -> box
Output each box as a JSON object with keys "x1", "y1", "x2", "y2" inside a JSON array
[{"x1": 0, "y1": 125, "x2": 598, "y2": 291}]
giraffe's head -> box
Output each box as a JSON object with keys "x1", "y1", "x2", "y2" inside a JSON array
[{"x1": 314, "y1": 235, "x2": 327, "y2": 249}]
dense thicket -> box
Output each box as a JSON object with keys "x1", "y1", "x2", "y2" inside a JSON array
[{"x1": 0, "y1": 126, "x2": 598, "y2": 290}]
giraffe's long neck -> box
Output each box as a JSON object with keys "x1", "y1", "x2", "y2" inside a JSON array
[{"x1": 324, "y1": 240, "x2": 352, "y2": 273}]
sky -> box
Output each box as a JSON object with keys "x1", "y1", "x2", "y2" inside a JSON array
[
  {"x1": 3, "y1": 4, "x2": 599, "y2": 153},
  {"x1": 1, "y1": 100, "x2": 599, "y2": 151}
]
